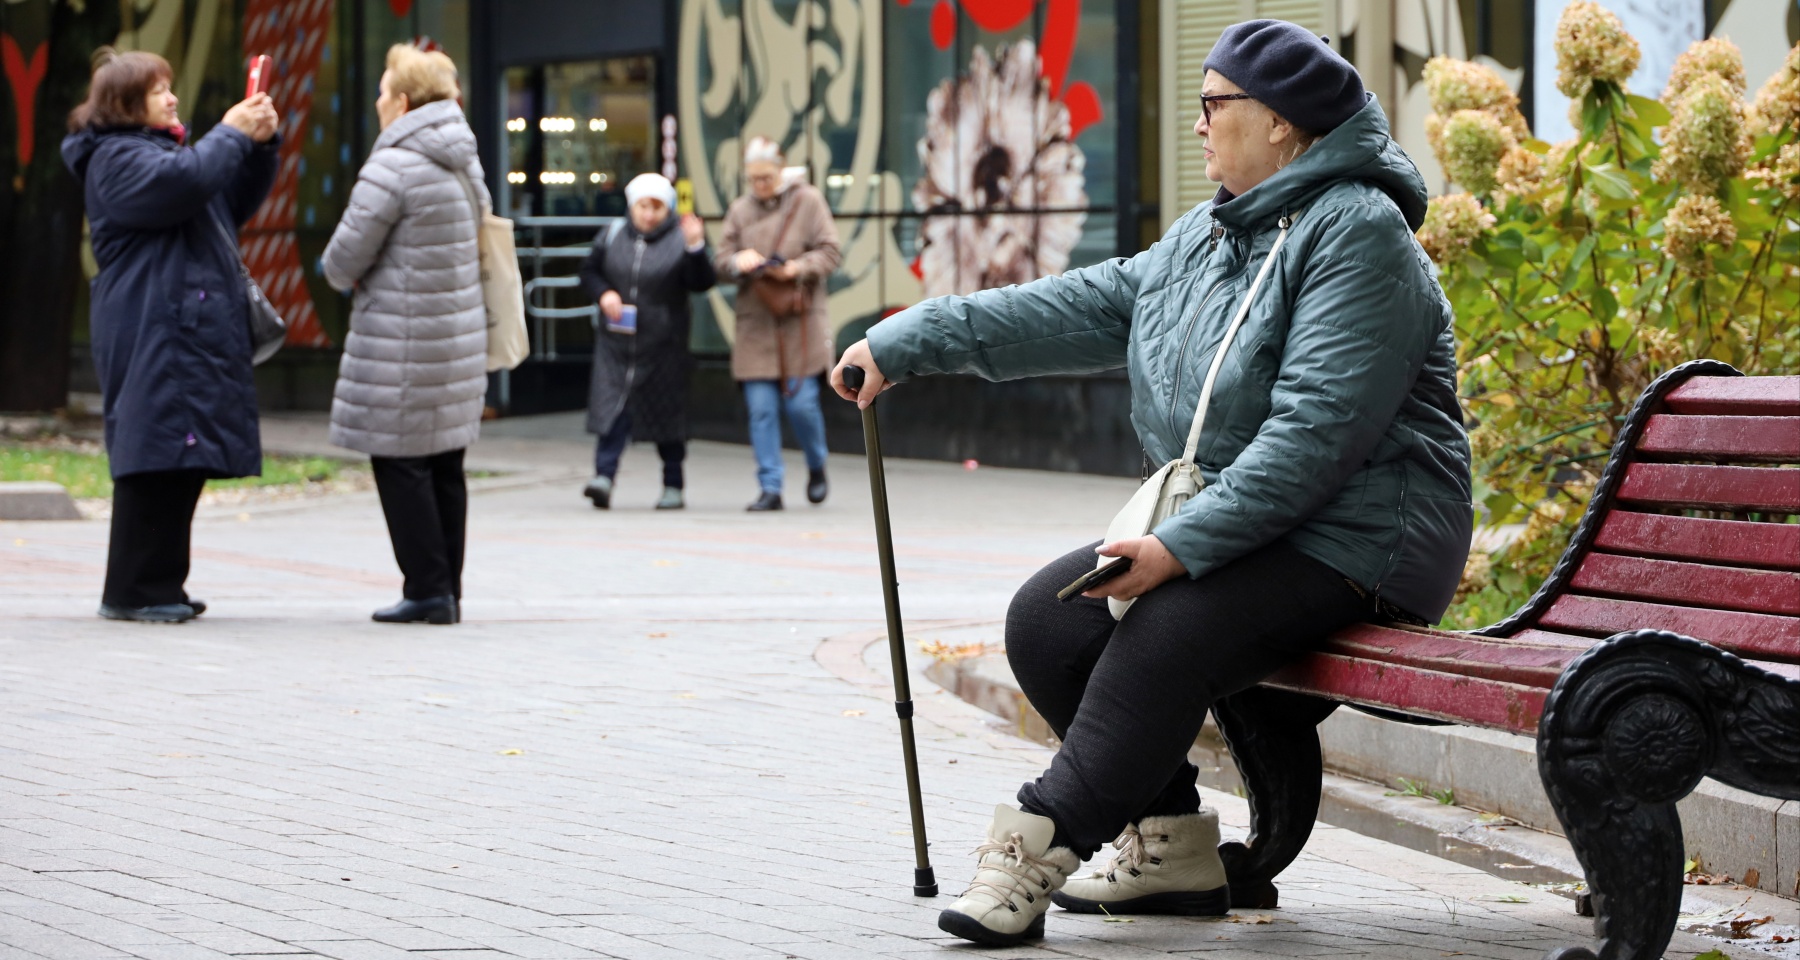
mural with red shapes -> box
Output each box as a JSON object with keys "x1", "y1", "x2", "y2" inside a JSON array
[
  {"x1": 241, "y1": 0, "x2": 337, "y2": 349},
  {"x1": 921, "y1": 0, "x2": 1103, "y2": 137},
  {"x1": 1, "y1": 34, "x2": 49, "y2": 190}
]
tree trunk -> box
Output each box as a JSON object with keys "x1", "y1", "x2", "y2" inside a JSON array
[{"x1": 0, "y1": 1, "x2": 120, "y2": 412}]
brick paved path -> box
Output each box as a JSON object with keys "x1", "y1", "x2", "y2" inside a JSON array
[{"x1": 0, "y1": 423, "x2": 1728, "y2": 958}]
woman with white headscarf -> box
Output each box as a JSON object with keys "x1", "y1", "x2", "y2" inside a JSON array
[{"x1": 577, "y1": 173, "x2": 716, "y2": 510}]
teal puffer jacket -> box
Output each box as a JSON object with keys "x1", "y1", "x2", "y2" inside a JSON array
[{"x1": 868, "y1": 96, "x2": 1473, "y2": 622}]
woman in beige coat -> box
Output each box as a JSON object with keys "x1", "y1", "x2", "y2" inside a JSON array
[{"x1": 715, "y1": 137, "x2": 841, "y2": 511}]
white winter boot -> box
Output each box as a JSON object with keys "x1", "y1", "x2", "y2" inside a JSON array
[
  {"x1": 937, "y1": 805, "x2": 1080, "y2": 946},
  {"x1": 1052, "y1": 810, "x2": 1230, "y2": 915}
]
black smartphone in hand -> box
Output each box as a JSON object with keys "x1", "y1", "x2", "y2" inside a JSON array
[{"x1": 1057, "y1": 557, "x2": 1132, "y2": 601}]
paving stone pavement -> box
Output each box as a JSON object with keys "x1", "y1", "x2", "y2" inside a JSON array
[{"x1": 0, "y1": 417, "x2": 1734, "y2": 959}]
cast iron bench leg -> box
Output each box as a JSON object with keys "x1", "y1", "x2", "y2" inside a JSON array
[
  {"x1": 1212, "y1": 686, "x2": 1340, "y2": 908},
  {"x1": 1538, "y1": 629, "x2": 1800, "y2": 960}
]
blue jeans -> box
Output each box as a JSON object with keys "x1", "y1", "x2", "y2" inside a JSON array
[{"x1": 743, "y1": 377, "x2": 828, "y2": 494}]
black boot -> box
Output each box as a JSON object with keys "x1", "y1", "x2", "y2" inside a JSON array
[
  {"x1": 372, "y1": 595, "x2": 459, "y2": 625},
  {"x1": 806, "y1": 468, "x2": 828, "y2": 504},
  {"x1": 746, "y1": 491, "x2": 784, "y2": 512}
]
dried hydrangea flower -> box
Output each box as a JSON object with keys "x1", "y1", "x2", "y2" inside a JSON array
[
  {"x1": 1663, "y1": 194, "x2": 1738, "y2": 275},
  {"x1": 1495, "y1": 146, "x2": 1545, "y2": 201},
  {"x1": 1423, "y1": 57, "x2": 1532, "y2": 140},
  {"x1": 1748, "y1": 43, "x2": 1800, "y2": 137},
  {"x1": 1663, "y1": 37, "x2": 1746, "y2": 107},
  {"x1": 1555, "y1": 1, "x2": 1641, "y2": 99},
  {"x1": 1636, "y1": 323, "x2": 1686, "y2": 369},
  {"x1": 913, "y1": 40, "x2": 1088, "y2": 298},
  {"x1": 1749, "y1": 141, "x2": 1800, "y2": 201},
  {"x1": 1417, "y1": 192, "x2": 1496, "y2": 263},
  {"x1": 1440, "y1": 109, "x2": 1516, "y2": 195},
  {"x1": 1655, "y1": 72, "x2": 1749, "y2": 194}
]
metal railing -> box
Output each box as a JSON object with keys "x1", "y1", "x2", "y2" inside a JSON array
[{"x1": 515, "y1": 215, "x2": 621, "y2": 361}]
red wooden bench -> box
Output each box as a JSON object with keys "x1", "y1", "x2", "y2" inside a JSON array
[{"x1": 1209, "y1": 360, "x2": 1800, "y2": 960}]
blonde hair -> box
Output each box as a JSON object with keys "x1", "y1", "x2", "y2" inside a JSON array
[{"x1": 384, "y1": 44, "x2": 459, "y2": 108}]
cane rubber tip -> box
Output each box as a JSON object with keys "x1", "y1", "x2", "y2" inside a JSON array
[{"x1": 914, "y1": 867, "x2": 938, "y2": 897}]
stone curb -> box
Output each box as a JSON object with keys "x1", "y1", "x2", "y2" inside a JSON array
[{"x1": 0, "y1": 481, "x2": 82, "y2": 520}]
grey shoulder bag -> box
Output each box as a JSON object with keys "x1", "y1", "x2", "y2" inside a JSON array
[{"x1": 209, "y1": 212, "x2": 286, "y2": 365}]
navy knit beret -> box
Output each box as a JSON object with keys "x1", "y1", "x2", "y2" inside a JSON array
[{"x1": 1202, "y1": 20, "x2": 1367, "y2": 135}]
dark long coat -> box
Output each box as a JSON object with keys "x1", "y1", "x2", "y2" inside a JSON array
[
  {"x1": 61, "y1": 124, "x2": 279, "y2": 479},
  {"x1": 577, "y1": 217, "x2": 717, "y2": 442}
]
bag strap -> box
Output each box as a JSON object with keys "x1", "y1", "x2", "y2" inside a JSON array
[
  {"x1": 1180, "y1": 215, "x2": 1294, "y2": 464},
  {"x1": 206, "y1": 210, "x2": 253, "y2": 280},
  {"x1": 449, "y1": 168, "x2": 486, "y2": 225},
  {"x1": 766, "y1": 187, "x2": 803, "y2": 259}
]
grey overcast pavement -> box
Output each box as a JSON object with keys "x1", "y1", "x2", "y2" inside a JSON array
[{"x1": 0, "y1": 414, "x2": 1732, "y2": 959}]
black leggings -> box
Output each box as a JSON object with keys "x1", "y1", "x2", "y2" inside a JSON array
[{"x1": 1007, "y1": 540, "x2": 1375, "y2": 857}]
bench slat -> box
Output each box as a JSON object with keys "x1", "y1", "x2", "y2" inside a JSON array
[
  {"x1": 1618, "y1": 462, "x2": 1800, "y2": 513},
  {"x1": 1539, "y1": 595, "x2": 1800, "y2": 659},
  {"x1": 1664, "y1": 376, "x2": 1800, "y2": 416},
  {"x1": 1571, "y1": 553, "x2": 1800, "y2": 616},
  {"x1": 1638, "y1": 414, "x2": 1800, "y2": 462},
  {"x1": 1594, "y1": 511, "x2": 1800, "y2": 571},
  {"x1": 1267, "y1": 654, "x2": 1546, "y2": 734},
  {"x1": 1323, "y1": 624, "x2": 1579, "y2": 688}
]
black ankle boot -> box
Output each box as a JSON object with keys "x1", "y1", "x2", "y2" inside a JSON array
[
  {"x1": 97, "y1": 602, "x2": 197, "y2": 623},
  {"x1": 806, "y1": 468, "x2": 828, "y2": 504},
  {"x1": 372, "y1": 595, "x2": 459, "y2": 625},
  {"x1": 746, "y1": 491, "x2": 784, "y2": 512}
]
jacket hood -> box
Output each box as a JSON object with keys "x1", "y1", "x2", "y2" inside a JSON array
[
  {"x1": 62, "y1": 125, "x2": 177, "y2": 183},
  {"x1": 374, "y1": 99, "x2": 477, "y2": 170},
  {"x1": 631, "y1": 213, "x2": 678, "y2": 242},
  {"x1": 1209, "y1": 94, "x2": 1429, "y2": 232}
]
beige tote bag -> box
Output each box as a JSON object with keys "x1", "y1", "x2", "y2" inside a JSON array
[{"x1": 451, "y1": 170, "x2": 528, "y2": 372}]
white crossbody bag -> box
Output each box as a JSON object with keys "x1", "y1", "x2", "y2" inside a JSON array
[{"x1": 1101, "y1": 216, "x2": 1293, "y2": 620}]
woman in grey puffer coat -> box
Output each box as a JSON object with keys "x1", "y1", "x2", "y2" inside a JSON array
[{"x1": 322, "y1": 45, "x2": 488, "y2": 626}]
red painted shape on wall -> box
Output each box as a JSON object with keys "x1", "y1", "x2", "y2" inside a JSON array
[
  {"x1": 930, "y1": 0, "x2": 957, "y2": 50},
  {"x1": 1038, "y1": 0, "x2": 1077, "y2": 97},
  {"x1": 960, "y1": 0, "x2": 1035, "y2": 30},
  {"x1": 1063, "y1": 80, "x2": 1100, "y2": 137},
  {"x1": 242, "y1": 0, "x2": 338, "y2": 349},
  {"x1": 387, "y1": 0, "x2": 414, "y2": 16},
  {"x1": 2, "y1": 35, "x2": 49, "y2": 172}
]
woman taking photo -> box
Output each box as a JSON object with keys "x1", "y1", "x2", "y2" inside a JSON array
[
  {"x1": 834, "y1": 21, "x2": 1472, "y2": 946},
  {"x1": 717, "y1": 137, "x2": 840, "y2": 511},
  {"x1": 322, "y1": 45, "x2": 489, "y2": 626},
  {"x1": 578, "y1": 173, "x2": 716, "y2": 511},
  {"x1": 62, "y1": 48, "x2": 279, "y2": 623}
]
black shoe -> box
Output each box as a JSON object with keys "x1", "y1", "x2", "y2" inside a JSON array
[
  {"x1": 372, "y1": 595, "x2": 459, "y2": 625},
  {"x1": 184, "y1": 598, "x2": 207, "y2": 617},
  {"x1": 806, "y1": 468, "x2": 828, "y2": 504},
  {"x1": 746, "y1": 491, "x2": 784, "y2": 512},
  {"x1": 584, "y1": 476, "x2": 613, "y2": 509},
  {"x1": 97, "y1": 603, "x2": 197, "y2": 623}
]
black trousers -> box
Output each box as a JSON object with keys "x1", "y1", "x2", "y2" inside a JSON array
[
  {"x1": 594, "y1": 408, "x2": 685, "y2": 489},
  {"x1": 103, "y1": 470, "x2": 208, "y2": 608},
  {"x1": 370, "y1": 449, "x2": 467, "y2": 601},
  {"x1": 1007, "y1": 540, "x2": 1376, "y2": 857}
]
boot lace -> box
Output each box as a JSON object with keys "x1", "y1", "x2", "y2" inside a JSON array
[
  {"x1": 963, "y1": 832, "x2": 1060, "y2": 909},
  {"x1": 1101, "y1": 823, "x2": 1161, "y2": 880}
]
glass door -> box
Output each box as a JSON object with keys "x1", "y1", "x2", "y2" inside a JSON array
[{"x1": 501, "y1": 56, "x2": 658, "y2": 218}]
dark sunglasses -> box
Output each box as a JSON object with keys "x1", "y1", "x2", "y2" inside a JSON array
[{"x1": 1201, "y1": 93, "x2": 1253, "y2": 123}]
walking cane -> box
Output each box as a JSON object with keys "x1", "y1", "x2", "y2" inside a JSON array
[{"x1": 843, "y1": 365, "x2": 938, "y2": 898}]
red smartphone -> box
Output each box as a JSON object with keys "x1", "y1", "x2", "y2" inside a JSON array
[{"x1": 245, "y1": 55, "x2": 273, "y2": 98}]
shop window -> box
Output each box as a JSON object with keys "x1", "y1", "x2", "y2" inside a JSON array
[{"x1": 501, "y1": 57, "x2": 658, "y2": 218}]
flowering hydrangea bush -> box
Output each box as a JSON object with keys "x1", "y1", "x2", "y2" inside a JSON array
[{"x1": 1423, "y1": 6, "x2": 1800, "y2": 628}]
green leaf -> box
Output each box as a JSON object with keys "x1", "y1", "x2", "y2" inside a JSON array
[
  {"x1": 1594, "y1": 286, "x2": 1619, "y2": 325},
  {"x1": 1624, "y1": 94, "x2": 1670, "y2": 127},
  {"x1": 1559, "y1": 236, "x2": 1599, "y2": 294},
  {"x1": 1586, "y1": 164, "x2": 1635, "y2": 201}
]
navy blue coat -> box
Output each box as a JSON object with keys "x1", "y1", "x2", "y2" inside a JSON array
[{"x1": 61, "y1": 125, "x2": 279, "y2": 479}]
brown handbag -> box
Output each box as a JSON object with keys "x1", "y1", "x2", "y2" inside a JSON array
[{"x1": 749, "y1": 193, "x2": 811, "y2": 318}]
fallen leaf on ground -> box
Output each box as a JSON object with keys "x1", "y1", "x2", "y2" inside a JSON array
[
  {"x1": 677, "y1": 693, "x2": 697, "y2": 699},
  {"x1": 1477, "y1": 894, "x2": 1529, "y2": 903},
  {"x1": 647, "y1": 632, "x2": 669, "y2": 638},
  {"x1": 842, "y1": 709, "x2": 866, "y2": 717},
  {"x1": 498, "y1": 749, "x2": 523, "y2": 756},
  {"x1": 1728, "y1": 915, "x2": 1773, "y2": 938},
  {"x1": 652, "y1": 559, "x2": 678, "y2": 567}
]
